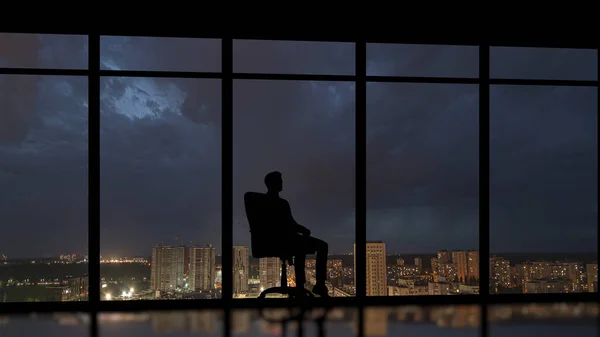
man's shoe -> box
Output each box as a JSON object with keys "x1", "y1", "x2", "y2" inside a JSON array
[{"x1": 312, "y1": 284, "x2": 330, "y2": 297}]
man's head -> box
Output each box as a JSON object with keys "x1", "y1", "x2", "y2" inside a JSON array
[{"x1": 264, "y1": 171, "x2": 283, "y2": 193}]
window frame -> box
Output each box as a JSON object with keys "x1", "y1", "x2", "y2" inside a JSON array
[{"x1": 0, "y1": 32, "x2": 597, "y2": 337}]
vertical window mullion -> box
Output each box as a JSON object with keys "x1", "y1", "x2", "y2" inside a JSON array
[
  {"x1": 221, "y1": 37, "x2": 233, "y2": 337},
  {"x1": 479, "y1": 43, "x2": 490, "y2": 337},
  {"x1": 88, "y1": 32, "x2": 101, "y2": 337},
  {"x1": 355, "y1": 39, "x2": 367, "y2": 337}
]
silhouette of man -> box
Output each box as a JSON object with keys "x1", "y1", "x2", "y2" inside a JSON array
[{"x1": 264, "y1": 171, "x2": 330, "y2": 297}]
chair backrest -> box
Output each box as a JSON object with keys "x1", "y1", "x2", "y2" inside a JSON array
[
  {"x1": 244, "y1": 192, "x2": 287, "y2": 258},
  {"x1": 244, "y1": 192, "x2": 269, "y2": 233}
]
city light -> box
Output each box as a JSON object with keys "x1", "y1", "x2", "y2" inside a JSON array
[{"x1": 1, "y1": 244, "x2": 596, "y2": 302}]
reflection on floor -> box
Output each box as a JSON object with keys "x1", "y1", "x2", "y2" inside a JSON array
[{"x1": 0, "y1": 303, "x2": 597, "y2": 337}]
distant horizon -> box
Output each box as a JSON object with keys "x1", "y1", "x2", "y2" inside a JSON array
[{"x1": 3, "y1": 250, "x2": 598, "y2": 261}]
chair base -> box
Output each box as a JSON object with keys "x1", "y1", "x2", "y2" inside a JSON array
[{"x1": 258, "y1": 286, "x2": 315, "y2": 299}]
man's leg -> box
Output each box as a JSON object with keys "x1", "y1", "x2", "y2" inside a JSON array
[
  {"x1": 306, "y1": 236, "x2": 329, "y2": 297},
  {"x1": 309, "y1": 237, "x2": 328, "y2": 285},
  {"x1": 294, "y1": 253, "x2": 306, "y2": 288}
]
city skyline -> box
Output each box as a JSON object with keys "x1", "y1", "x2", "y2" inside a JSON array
[
  {"x1": 1, "y1": 239, "x2": 596, "y2": 302},
  {"x1": 0, "y1": 34, "x2": 597, "y2": 260}
]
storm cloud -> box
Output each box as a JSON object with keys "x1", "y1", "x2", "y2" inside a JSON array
[{"x1": 0, "y1": 34, "x2": 597, "y2": 257}]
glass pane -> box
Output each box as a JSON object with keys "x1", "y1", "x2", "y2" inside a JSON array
[
  {"x1": 490, "y1": 85, "x2": 598, "y2": 294},
  {"x1": 233, "y1": 80, "x2": 355, "y2": 298},
  {"x1": 233, "y1": 40, "x2": 355, "y2": 75},
  {"x1": 0, "y1": 75, "x2": 88, "y2": 302},
  {"x1": 369, "y1": 305, "x2": 480, "y2": 336},
  {"x1": 0, "y1": 33, "x2": 87, "y2": 69},
  {"x1": 0, "y1": 314, "x2": 90, "y2": 336},
  {"x1": 489, "y1": 303, "x2": 598, "y2": 337},
  {"x1": 367, "y1": 83, "x2": 479, "y2": 296},
  {"x1": 100, "y1": 36, "x2": 221, "y2": 72},
  {"x1": 99, "y1": 311, "x2": 222, "y2": 336},
  {"x1": 100, "y1": 77, "x2": 221, "y2": 300},
  {"x1": 367, "y1": 44, "x2": 479, "y2": 78},
  {"x1": 491, "y1": 47, "x2": 597, "y2": 81}
]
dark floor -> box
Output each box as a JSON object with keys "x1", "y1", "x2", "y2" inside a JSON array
[{"x1": 0, "y1": 303, "x2": 597, "y2": 337}]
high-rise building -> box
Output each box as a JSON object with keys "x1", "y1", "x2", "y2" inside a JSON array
[
  {"x1": 586, "y1": 264, "x2": 598, "y2": 292},
  {"x1": 190, "y1": 245, "x2": 216, "y2": 292},
  {"x1": 550, "y1": 262, "x2": 585, "y2": 292},
  {"x1": 431, "y1": 257, "x2": 439, "y2": 282},
  {"x1": 452, "y1": 251, "x2": 468, "y2": 284},
  {"x1": 414, "y1": 257, "x2": 423, "y2": 273},
  {"x1": 259, "y1": 257, "x2": 281, "y2": 291},
  {"x1": 397, "y1": 257, "x2": 404, "y2": 266},
  {"x1": 437, "y1": 250, "x2": 450, "y2": 264},
  {"x1": 151, "y1": 245, "x2": 186, "y2": 292},
  {"x1": 438, "y1": 262, "x2": 458, "y2": 282},
  {"x1": 354, "y1": 241, "x2": 387, "y2": 296},
  {"x1": 183, "y1": 246, "x2": 190, "y2": 277},
  {"x1": 490, "y1": 256, "x2": 511, "y2": 292},
  {"x1": 233, "y1": 246, "x2": 249, "y2": 294},
  {"x1": 467, "y1": 250, "x2": 479, "y2": 282}
]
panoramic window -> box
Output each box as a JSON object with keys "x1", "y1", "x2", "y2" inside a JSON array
[
  {"x1": 233, "y1": 79, "x2": 355, "y2": 298},
  {"x1": 1, "y1": 31, "x2": 598, "y2": 337},
  {"x1": 490, "y1": 47, "x2": 598, "y2": 295},
  {"x1": 231, "y1": 40, "x2": 355, "y2": 298},
  {"x1": 0, "y1": 72, "x2": 88, "y2": 302},
  {"x1": 366, "y1": 82, "x2": 479, "y2": 296},
  {"x1": 99, "y1": 37, "x2": 222, "y2": 301},
  {"x1": 365, "y1": 44, "x2": 480, "y2": 297}
]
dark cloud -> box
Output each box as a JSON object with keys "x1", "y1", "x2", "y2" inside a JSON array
[
  {"x1": 491, "y1": 47, "x2": 598, "y2": 81},
  {"x1": 0, "y1": 75, "x2": 88, "y2": 258},
  {"x1": 366, "y1": 83, "x2": 479, "y2": 252},
  {"x1": 232, "y1": 80, "x2": 355, "y2": 252},
  {"x1": 99, "y1": 77, "x2": 221, "y2": 256},
  {"x1": 100, "y1": 36, "x2": 220, "y2": 72},
  {"x1": 234, "y1": 40, "x2": 354, "y2": 75},
  {"x1": 490, "y1": 85, "x2": 597, "y2": 252},
  {"x1": 367, "y1": 44, "x2": 479, "y2": 78},
  {"x1": 0, "y1": 34, "x2": 597, "y2": 257}
]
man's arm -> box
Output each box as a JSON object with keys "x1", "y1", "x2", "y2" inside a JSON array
[{"x1": 284, "y1": 201, "x2": 310, "y2": 236}]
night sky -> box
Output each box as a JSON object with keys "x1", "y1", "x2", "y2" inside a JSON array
[{"x1": 0, "y1": 35, "x2": 597, "y2": 258}]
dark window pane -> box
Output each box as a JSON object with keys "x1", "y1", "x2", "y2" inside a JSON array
[
  {"x1": 0, "y1": 33, "x2": 87, "y2": 69},
  {"x1": 0, "y1": 75, "x2": 88, "y2": 302},
  {"x1": 367, "y1": 44, "x2": 479, "y2": 78},
  {"x1": 490, "y1": 47, "x2": 597, "y2": 81},
  {"x1": 489, "y1": 303, "x2": 598, "y2": 337},
  {"x1": 367, "y1": 83, "x2": 479, "y2": 296},
  {"x1": 233, "y1": 40, "x2": 355, "y2": 75},
  {"x1": 233, "y1": 80, "x2": 355, "y2": 297},
  {"x1": 0, "y1": 314, "x2": 90, "y2": 336},
  {"x1": 100, "y1": 36, "x2": 221, "y2": 72},
  {"x1": 490, "y1": 85, "x2": 598, "y2": 294},
  {"x1": 100, "y1": 77, "x2": 221, "y2": 300}
]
